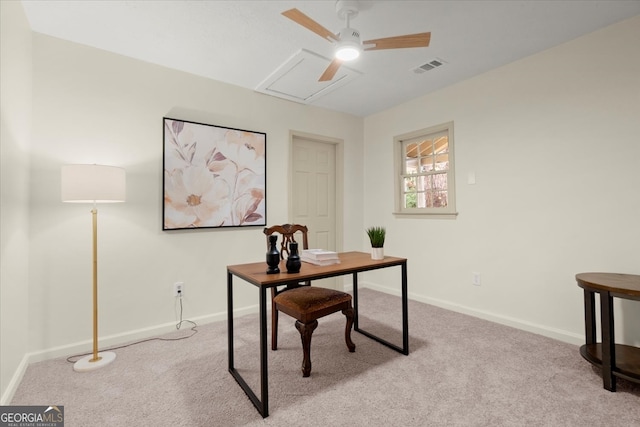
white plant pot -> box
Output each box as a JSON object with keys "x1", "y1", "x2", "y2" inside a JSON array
[{"x1": 371, "y1": 247, "x2": 384, "y2": 260}]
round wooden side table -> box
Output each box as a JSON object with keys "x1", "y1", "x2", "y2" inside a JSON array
[{"x1": 576, "y1": 272, "x2": 640, "y2": 391}]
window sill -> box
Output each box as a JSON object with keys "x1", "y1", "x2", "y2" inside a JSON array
[{"x1": 393, "y1": 211, "x2": 459, "y2": 220}]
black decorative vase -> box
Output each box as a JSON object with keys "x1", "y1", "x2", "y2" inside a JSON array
[
  {"x1": 286, "y1": 241, "x2": 301, "y2": 273},
  {"x1": 266, "y1": 235, "x2": 280, "y2": 274}
]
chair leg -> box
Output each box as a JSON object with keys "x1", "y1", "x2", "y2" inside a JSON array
[
  {"x1": 295, "y1": 320, "x2": 318, "y2": 377},
  {"x1": 271, "y1": 306, "x2": 279, "y2": 351},
  {"x1": 343, "y1": 307, "x2": 356, "y2": 352}
]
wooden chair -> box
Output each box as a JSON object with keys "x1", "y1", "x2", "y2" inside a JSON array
[{"x1": 263, "y1": 224, "x2": 355, "y2": 377}]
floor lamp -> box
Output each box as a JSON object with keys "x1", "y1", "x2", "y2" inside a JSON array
[{"x1": 61, "y1": 164, "x2": 126, "y2": 372}]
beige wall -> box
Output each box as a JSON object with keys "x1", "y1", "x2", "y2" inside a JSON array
[
  {"x1": 0, "y1": 0, "x2": 32, "y2": 403},
  {"x1": 363, "y1": 15, "x2": 640, "y2": 345}
]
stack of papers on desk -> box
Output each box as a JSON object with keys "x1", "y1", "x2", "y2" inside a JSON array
[{"x1": 301, "y1": 249, "x2": 340, "y2": 266}]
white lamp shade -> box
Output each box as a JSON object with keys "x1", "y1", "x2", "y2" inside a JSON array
[{"x1": 61, "y1": 164, "x2": 126, "y2": 203}]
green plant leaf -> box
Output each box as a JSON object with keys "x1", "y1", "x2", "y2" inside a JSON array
[{"x1": 366, "y1": 226, "x2": 386, "y2": 248}]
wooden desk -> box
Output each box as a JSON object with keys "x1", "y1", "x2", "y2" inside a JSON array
[
  {"x1": 576, "y1": 272, "x2": 640, "y2": 391},
  {"x1": 227, "y1": 251, "x2": 408, "y2": 418}
]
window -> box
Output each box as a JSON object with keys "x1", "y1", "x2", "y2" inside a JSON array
[{"x1": 394, "y1": 122, "x2": 457, "y2": 217}]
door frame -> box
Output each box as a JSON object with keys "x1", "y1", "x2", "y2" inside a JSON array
[{"x1": 288, "y1": 130, "x2": 344, "y2": 253}]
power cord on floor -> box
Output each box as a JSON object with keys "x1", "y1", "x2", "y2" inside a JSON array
[
  {"x1": 66, "y1": 293, "x2": 198, "y2": 364},
  {"x1": 174, "y1": 290, "x2": 197, "y2": 332}
]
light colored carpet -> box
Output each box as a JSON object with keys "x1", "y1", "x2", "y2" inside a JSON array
[{"x1": 11, "y1": 288, "x2": 640, "y2": 426}]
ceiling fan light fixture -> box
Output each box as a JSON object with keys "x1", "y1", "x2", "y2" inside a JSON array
[
  {"x1": 335, "y1": 40, "x2": 361, "y2": 61},
  {"x1": 335, "y1": 27, "x2": 362, "y2": 61}
]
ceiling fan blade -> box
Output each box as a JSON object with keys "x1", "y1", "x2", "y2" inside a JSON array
[
  {"x1": 282, "y1": 8, "x2": 338, "y2": 42},
  {"x1": 363, "y1": 32, "x2": 431, "y2": 51},
  {"x1": 318, "y1": 59, "x2": 343, "y2": 82}
]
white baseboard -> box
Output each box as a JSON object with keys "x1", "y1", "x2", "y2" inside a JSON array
[
  {"x1": 0, "y1": 354, "x2": 29, "y2": 405},
  {"x1": 354, "y1": 281, "x2": 583, "y2": 346},
  {"x1": 0, "y1": 304, "x2": 257, "y2": 405}
]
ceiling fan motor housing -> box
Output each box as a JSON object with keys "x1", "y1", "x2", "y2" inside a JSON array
[{"x1": 339, "y1": 27, "x2": 361, "y2": 43}]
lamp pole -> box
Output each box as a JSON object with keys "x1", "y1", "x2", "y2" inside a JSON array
[{"x1": 90, "y1": 206, "x2": 101, "y2": 363}]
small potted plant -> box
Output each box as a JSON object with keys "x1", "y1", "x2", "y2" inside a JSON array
[{"x1": 366, "y1": 226, "x2": 386, "y2": 260}]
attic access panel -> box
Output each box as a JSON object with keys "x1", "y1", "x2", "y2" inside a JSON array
[{"x1": 255, "y1": 49, "x2": 362, "y2": 104}]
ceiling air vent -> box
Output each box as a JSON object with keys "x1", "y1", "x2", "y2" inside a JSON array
[{"x1": 413, "y1": 58, "x2": 446, "y2": 74}]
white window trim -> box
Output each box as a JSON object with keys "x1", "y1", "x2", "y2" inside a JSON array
[{"x1": 393, "y1": 122, "x2": 458, "y2": 218}]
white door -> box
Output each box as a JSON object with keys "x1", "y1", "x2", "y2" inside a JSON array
[{"x1": 291, "y1": 135, "x2": 339, "y2": 289}]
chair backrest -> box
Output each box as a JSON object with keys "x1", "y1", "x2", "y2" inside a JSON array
[{"x1": 264, "y1": 224, "x2": 309, "y2": 260}]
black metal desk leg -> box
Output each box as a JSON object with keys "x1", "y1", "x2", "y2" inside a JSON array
[
  {"x1": 352, "y1": 272, "x2": 359, "y2": 330},
  {"x1": 351, "y1": 265, "x2": 407, "y2": 355},
  {"x1": 583, "y1": 289, "x2": 596, "y2": 345},
  {"x1": 227, "y1": 275, "x2": 269, "y2": 418},
  {"x1": 227, "y1": 272, "x2": 234, "y2": 370},
  {"x1": 600, "y1": 291, "x2": 616, "y2": 391},
  {"x1": 259, "y1": 286, "x2": 269, "y2": 417},
  {"x1": 401, "y1": 261, "x2": 409, "y2": 355}
]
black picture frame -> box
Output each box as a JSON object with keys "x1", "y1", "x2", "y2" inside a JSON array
[{"x1": 162, "y1": 117, "x2": 266, "y2": 230}]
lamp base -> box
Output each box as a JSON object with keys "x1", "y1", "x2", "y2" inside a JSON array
[{"x1": 73, "y1": 351, "x2": 116, "y2": 372}]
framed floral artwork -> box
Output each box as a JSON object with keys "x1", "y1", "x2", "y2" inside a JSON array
[{"x1": 163, "y1": 117, "x2": 266, "y2": 230}]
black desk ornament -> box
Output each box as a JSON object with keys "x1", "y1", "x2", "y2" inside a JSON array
[
  {"x1": 286, "y1": 241, "x2": 301, "y2": 273},
  {"x1": 266, "y1": 235, "x2": 280, "y2": 274}
]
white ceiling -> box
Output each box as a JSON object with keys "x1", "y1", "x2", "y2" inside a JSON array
[{"x1": 21, "y1": 0, "x2": 640, "y2": 117}]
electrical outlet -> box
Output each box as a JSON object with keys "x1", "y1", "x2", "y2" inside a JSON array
[
  {"x1": 472, "y1": 273, "x2": 481, "y2": 286},
  {"x1": 173, "y1": 282, "x2": 184, "y2": 297}
]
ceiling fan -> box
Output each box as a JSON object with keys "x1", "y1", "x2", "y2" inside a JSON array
[{"x1": 282, "y1": 0, "x2": 431, "y2": 82}]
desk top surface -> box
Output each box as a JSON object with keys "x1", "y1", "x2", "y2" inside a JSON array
[
  {"x1": 576, "y1": 272, "x2": 640, "y2": 297},
  {"x1": 228, "y1": 251, "x2": 406, "y2": 287}
]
